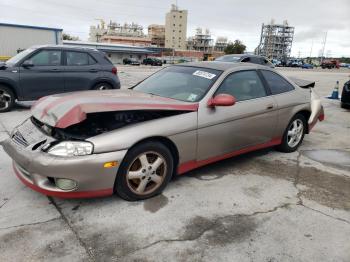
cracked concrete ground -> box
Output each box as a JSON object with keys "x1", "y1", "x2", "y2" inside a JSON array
[{"x1": 0, "y1": 66, "x2": 350, "y2": 261}]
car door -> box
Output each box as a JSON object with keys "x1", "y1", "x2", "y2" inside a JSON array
[
  {"x1": 197, "y1": 70, "x2": 278, "y2": 161},
  {"x1": 63, "y1": 50, "x2": 101, "y2": 92},
  {"x1": 18, "y1": 49, "x2": 64, "y2": 100},
  {"x1": 259, "y1": 70, "x2": 299, "y2": 132}
]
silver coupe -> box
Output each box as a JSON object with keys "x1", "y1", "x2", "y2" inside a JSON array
[{"x1": 1, "y1": 62, "x2": 324, "y2": 201}]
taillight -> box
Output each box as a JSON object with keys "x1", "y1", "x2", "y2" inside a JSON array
[{"x1": 112, "y1": 67, "x2": 117, "y2": 75}]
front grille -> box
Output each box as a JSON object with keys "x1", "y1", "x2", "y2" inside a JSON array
[{"x1": 12, "y1": 131, "x2": 29, "y2": 147}]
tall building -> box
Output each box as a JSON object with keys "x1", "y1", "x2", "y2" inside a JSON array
[
  {"x1": 165, "y1": 4, "x2": 188, "y2": 50},
  {"x1": 255, "y1": 20, "x2": 294, "y2": 60},
  {"x1": 148, "y1": 24, "x2": 165, "y2": 47}
]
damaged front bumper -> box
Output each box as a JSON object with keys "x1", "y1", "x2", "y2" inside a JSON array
[{"x1": 1, "y1": 120, "x2": 127, "y2": 198}]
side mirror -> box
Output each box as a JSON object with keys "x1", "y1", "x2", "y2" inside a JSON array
[
  {"x1": 22, "y1": 60, "x2": 34, "y2": 68},
  {"x1": 207, "y1": 94, "x2": 236, "y2": 107}
]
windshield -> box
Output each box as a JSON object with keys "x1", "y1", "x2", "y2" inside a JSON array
[
  {"x1": 133, "y1": 66, "x2": 222, "y2": 102},
  {"x1": 215, "y1": 56, "x2": 241, "y2": 62},
  {"x1": 6, "y1": 48, "x2": 35, "y2": 66}
]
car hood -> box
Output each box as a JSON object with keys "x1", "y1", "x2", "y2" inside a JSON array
[{"x1": 31, "y1": 90, "x2": 199, "y2": 128}]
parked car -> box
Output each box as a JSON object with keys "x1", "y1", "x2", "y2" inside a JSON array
[
  {"x1": 301, "y1": 63, "x2": 314, "y2": 69},
  {"x1": 287, "y1": 59, "x2": 303, "y2": 67},
  {"x1": 1, "y1": 62, "x2": 324, "y2": 200},
  {"x1": 123, "y1": 58, "x2": 141, "y2": 65},
  {"x1": 321, "y1": 59, "x2": 340, "y2": 69},
  {"x1": 0, "y1": 45, "x2": 120, "y2": 112},
  {"x1": 341, "y1": 80, "x2": 350, "y2": 109},
  {"x1": 215, "y1": 54, "x2": 274, "y2": 68},
  {"x1": 143, "y1": 58, "x2": 163, "y2": 66}
]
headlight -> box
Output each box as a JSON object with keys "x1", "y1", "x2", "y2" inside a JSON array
[{"x1": 48, "y1": 141, "x2": 93, "y2": 156}]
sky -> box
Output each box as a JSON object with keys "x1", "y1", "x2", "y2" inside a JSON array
[{"x1": 1, "y1": 0, "x2": 349, "y2": 57}]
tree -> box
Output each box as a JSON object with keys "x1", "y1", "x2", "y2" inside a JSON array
[
  {"x1": 62, "y1": 33, "x2": 80, "y2": 41},
  {"x1": 224, "y1": 40, "x2": 246, "y2": 54}
]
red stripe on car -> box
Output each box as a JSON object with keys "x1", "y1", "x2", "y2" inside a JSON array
[{"x1": 177, "y1": 137, "x2": 282, "y2": 174}]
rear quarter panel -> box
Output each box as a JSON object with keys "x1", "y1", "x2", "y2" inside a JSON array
[{"x1": 273, "y1": 86, "x2": 311, "y2": 137}]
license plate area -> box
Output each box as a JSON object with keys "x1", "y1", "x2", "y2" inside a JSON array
[{"x1": 13, "y1": 119, "x2": 47, "y2": 147}]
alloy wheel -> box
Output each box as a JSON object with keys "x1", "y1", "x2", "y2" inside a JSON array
[
  {"x1": 287, "y1": 119, "x2": 304, "y2": 148},
  {"x1": 126, "y1": 151, "x2": 167, "y2": 195},
  {"x1": 0, "y1": 89, "x2": 12, "y2": 110}
]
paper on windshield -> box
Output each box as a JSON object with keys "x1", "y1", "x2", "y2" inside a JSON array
[{"x1": 193, "y1": 70, "x2": 216, "y2": 80}]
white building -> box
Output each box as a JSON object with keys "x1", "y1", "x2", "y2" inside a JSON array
[
  {"x1": 0, "y1": 23, "x2": 63, "y2": 59},
  {"x1": 165, "y1": 4, "x2": 188, "y2": 50},
  {"x1": 63, "y1": 41, "x2": 160, "y2": 64}
]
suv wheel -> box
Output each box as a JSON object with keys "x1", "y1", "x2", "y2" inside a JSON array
[
  {"x1": 93, "y1": 83, "x2": 112, "y2": 90},
  {"x1": 276, "y1": 114, "x2": 306, "y2": 153},
  {"x1": 0, "y1": 85, "x2": 15, "y2": 113},
  {"x1": 115, "y1": 141, "x2": 174, "y2": 201}
]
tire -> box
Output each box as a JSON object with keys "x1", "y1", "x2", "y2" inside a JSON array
[
  {"x1": 92, "y1": 82, "x2": 113, "y2": 90},
  {"x1": 276, "y1": 114, "x2": 306, "y2": 153},
  {"x1": 0, "y1": 85, "x2": 15, "y2": 113},
  {"x1": 115, "y1": 141, "x2": 174, "y2": 201}
]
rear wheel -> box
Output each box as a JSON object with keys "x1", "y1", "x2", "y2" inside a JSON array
[
  {"x1": 115, "y1": 141, "x2": 174, "y2": 201},
  {"x1": 93, "y1": 83, "x2": 112, "y2": 90},
  {"x1": 0, "y1": 85, "x2": 15, "y2": 113},
  {"x1": 276, "y1": 114, "x2": 306, "y2": 153}
]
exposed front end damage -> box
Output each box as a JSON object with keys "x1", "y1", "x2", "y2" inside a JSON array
[{"x1": 32, "y1": 110, "x2": 190, "y2": 140}]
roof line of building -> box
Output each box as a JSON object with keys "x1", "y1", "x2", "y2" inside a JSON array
[{"x1": 0, "y1": 22, "x2": 63, "y2": 31}]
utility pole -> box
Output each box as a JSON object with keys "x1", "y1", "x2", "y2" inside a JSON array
[
  {"x1": 320, "y1": 31, "x2": 327, "y2": 64},
  {"x1": 309, "y1": 39, "x2": 313, "y2": 58}
]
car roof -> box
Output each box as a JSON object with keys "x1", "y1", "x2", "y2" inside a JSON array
[
  {"x1": 179, "y1": 61, "x2": 268, "y2": 72},
  {"x1": 218, "y1": 54, "x2": 267, "y2": 59},
  {"x1": 31, "y1": 45, "x2": 99, "y2": 52}
]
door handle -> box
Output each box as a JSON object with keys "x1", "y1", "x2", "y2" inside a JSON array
[
  {"x1": 89, "y1": 69, "x2": 98, "y2": 72},
  {"x1": 266, "y1": 104, "x2": 274, "y2": 110},
  {"x1": 50, "y1": 68, "x2": 61, "y2": 72}
]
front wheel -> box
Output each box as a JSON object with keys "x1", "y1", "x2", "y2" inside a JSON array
[
  {"x1": 115, "y1": 141, "x2": 174, "y2": 201},
  {"x1": 276, "y1": 114, "x2": 306, "y2": 153},
  {"x1": 0, "y1": 85, "x2": 15, "y2": 113}
]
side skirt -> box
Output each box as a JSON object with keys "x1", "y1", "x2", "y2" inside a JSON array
[{"x1": 177, "y1": 137, "x2": 282, "y2": 175}]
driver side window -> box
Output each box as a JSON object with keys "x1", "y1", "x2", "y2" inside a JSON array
[
  {"x1": 216, "y1": 71, "x2": 267, "y2": 102},
  {"x1": 30, "y1": 50, "x2": 62, "y2": 66}
]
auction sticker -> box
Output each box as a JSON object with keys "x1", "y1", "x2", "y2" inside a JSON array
[{"x1": 193, "y1": 70, "x2": 216, "y2": 79}]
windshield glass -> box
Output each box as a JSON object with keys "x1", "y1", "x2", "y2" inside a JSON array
[
  {"x1": 133, "y1": 66, "x2": 222, "y2": 102},
  {"x1": 215, "y1": 56, "x2": 241, "y2": 62},
  {"x1": 6, "y1": 48, "x2": 35, "y2": 66}
]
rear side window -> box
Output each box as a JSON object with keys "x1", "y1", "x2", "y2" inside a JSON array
[
  {"x1": 216, "y1": 70, "x2": 267, "y2": 102},
  {"x1": 66, "y1": 51, "x2": 96, "y2": 66},
  {"x1": 261, "y1": 70, "x2": 295, "y2": 95}
]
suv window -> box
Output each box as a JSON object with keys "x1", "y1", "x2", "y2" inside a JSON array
[
  {"x1": 241, "y1": 57, "x2": 250, "y2": 62},
  {"x1": 216, "y1": 70, "x2": 267, "y2": 101},
  {"x1": 30, "y1": 50, "x2": 61, "y2": 66},
  {"x1": 261, "y1": 70, "x2": 295, "y2": 95},
  {"x1": 66, "y1": 51, "x2": 95, "y2": 66}
]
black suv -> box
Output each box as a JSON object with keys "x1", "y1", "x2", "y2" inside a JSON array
[
  {"x1": 0, "y1": 45, "x2": 120, "y2": 112},
  {"x1": 143, "y1": 58, "x2": 163, "y2": 66}
]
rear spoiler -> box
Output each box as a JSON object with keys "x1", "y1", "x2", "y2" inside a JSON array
[{"x1": 289, "y1": 77, "x2": 315, "y2": 88}]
